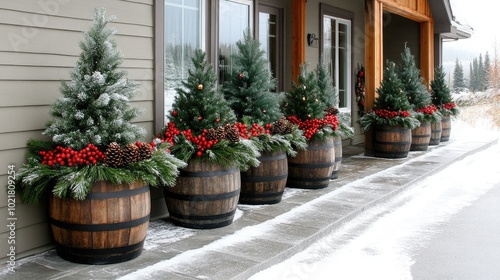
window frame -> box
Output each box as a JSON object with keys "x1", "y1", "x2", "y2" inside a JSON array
[{"x1": 320, "y1": 4, "x2": 354, "y2": 114}]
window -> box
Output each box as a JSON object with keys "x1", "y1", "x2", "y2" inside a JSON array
[
  {"x1": 218, "y1": 0, "x2": 253, "y2": 83},
  {"x1": 258, "y1": 4, "x2": 283, "y2": 91},
  {"x1": 321, "y1": 6, "x2": 352, "y2": 112},
  {"x1": 164, "y1": 0, "x2": 204, "y2": 123}
]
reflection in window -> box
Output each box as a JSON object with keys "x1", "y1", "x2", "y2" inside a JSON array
[
  {"x1": 259, "y1": 12, "x2": 277, "y2": 91},
  {"x1": 218, "y1": 0, "x2": 252, "y2": 83},
  {"x1": 164, "y1": 0, "x2": 202, "y2": 123}
]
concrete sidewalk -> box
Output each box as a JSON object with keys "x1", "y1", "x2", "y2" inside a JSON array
[{"x1": 3, "y1": 130, "x2": 498, "y2": 280}]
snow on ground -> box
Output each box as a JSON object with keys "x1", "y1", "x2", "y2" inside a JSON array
[
  {"x1": 249, "y1": 125, "x2": 500, "y2": 280},
  {"x1": 120, "y1": 119, "x2": 499, "y2": 280}
]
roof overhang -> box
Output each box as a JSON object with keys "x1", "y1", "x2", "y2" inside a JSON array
[{"x1": 429, "y1": 0, "x2": 472, "y2": 40}]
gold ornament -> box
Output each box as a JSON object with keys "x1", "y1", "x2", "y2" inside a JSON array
[{"x1": 197, "y1": 84, "x2": 203, "y2": 90}]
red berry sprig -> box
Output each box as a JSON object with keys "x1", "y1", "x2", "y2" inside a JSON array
[
  {"x1": 39, "y1": 144, "x2": 105, "y2": 167},
  {"x1": 374, "y1": 109, "x2": 410, "y2": 119},
  {"x1": 417, "y1": 105, "x2": 438, "y2": 115},
  {"x1": 286, "y1": 115, "x2": 340, "y2": 140},
  {"x1": 440, "y1": 102, "x2": 456, "y2": 111}
]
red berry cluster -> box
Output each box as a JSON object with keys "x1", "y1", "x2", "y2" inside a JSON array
[
  {"x1": 161, "y1": 122, "x2": 219, "y2": 157},
  {"x1": 417, "y1": 105, "x2": 438, "y2": 115},
  {"x1": 39, "y1": 144, "x2": 105, "y2": 167},
  {"x1": 286, "y1": 115, "x2": 339, "y2": 140},
  {"x1": 233, "y1": 122, "x2": 271, "y2": 139},
  {"x1": 374, "y1": 109, "x2": 410, "y2": 119},
  {"x1": 440, "y1": 102, "x2": 456, "y2": 111}
]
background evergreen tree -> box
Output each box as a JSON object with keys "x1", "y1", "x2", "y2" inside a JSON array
[
  {"x1": 316, "y1": 56, "x2": 338, "y2": 108},
  {"x1": 483, "y1": 51, "x2": 491, "y2": 91},
  {"x1": 397, "y1": 46, "x2": 432, "y2": 110},
  {"x1": 223, "y1": 30, "x2": 282, "y2": 124},
  {"x1": 432, "y1": 66, "x2": 458, "y2": 116},
  {"x1": 453, "y1": 58, "x2": 466, "y2": 92},
  {"x1": 374, "y1": 61, "x2": 412, "y2": 112},
  {"x1": 169, "y1": 49, "x2": 236, "y2": 135},
  {"x1": 282, "y1": 65, "x2": 325, "y2": 120},
  {"x1": 43, "y1": 8, "x2": 144, "y2": 150}
]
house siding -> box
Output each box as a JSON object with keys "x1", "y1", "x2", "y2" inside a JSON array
[{"x1": 0, "y1": 0, "x2": 156, "y2": 261}]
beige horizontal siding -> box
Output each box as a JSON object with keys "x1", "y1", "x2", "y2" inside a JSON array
[{"x1": 0, "y1": 0, "x2": 155, "y2": 262}]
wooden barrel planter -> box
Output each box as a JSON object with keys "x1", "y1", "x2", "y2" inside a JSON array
[
  {"x1": 163, "y1": 160, "x2": 240, "y2": 229},
  {"x1": 410, "y1": 121, "x2": 431, "y2": 151},
  {"x1": 239, "y1": 150, "x2": 288, "y2": 205},
  {"x1": 287, "y1": 137, "x2": 335, "y2": 189},
  {"x1": 331, "y1": 136, "x2": 343, "y2": 179},
  {"x1": 373, "y1": 125, "x2": 411, "y2": 158},
  {"x1": 49, "y1": 180, "x2": 150, "y2": 264},
  {"x1": 429, "y1": 120, "x2": 442, "y2": 146},
  {"x1": 441, "y1": 115, "x2": 451, "y2": 142}
]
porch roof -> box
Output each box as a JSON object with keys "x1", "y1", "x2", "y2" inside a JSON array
[{"x1": 430, "y1": 0, "x2": 473, "y2": 40}]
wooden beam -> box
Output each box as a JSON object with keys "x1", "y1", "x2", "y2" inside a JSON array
[
  {"x1": 291, "y1": 0, "x2": 305, "y2": 82},
  {"x1": 379, "y1": 0, "x2": 432, "y2": 22},
  {"x1": 364, "y1": 0, "x2": 383, "y2": 156},
  {"x1": 420, "y1": 20, "x2": 434, "y2": 87}
]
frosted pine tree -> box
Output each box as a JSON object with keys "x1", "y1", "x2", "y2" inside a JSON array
[
  {"x1": 44, "y1": 8, "x2": 144, "y2": 150},
  {"x1": 316, "y1": 56, "x2": 337, "y2": 108}
]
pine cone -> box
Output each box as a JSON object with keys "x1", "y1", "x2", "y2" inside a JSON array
[
  {"x1": 122, "y1": 143, "x2": 140, "y2": 165},
  {"x1": 205, "y1": 128, "x2": 218, "y2": 141},
  {"x1": 216, "y1": 126, "x2": 226, "y2": 140},
  {"x1": 104, "y1": 142, "x2": 123, "y2": 168},
  {"x1": 283, "y1": 121, "x2": 294, "y2": 134},
  {"x1": 271, "y1": 118, "x2": 287, "y2": 135},
  {"x1": 138, "y1": 142, "x2": 153, "y2": 161},
  {"x1": 325, "y1": 107, "x2": 339, "y2": 116},
  {"x1": 224, "y1": 125, "x2": 240, "y2": 142}
]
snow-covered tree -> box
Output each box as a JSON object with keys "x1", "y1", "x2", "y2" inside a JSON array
[
  {"x1": 453, "y1": 58, "x2": 466, "y2": 93},
  {"x1": 43, "y1": 8, "x2": 144, "y2": 150}
]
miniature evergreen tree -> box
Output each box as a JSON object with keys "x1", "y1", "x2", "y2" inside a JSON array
[
  {"x1": 375, "y1": 61, "x2": 412, "y2": 111},
  {"x1": 359, "y1": 60, "x2": 419, "y2": 131},
  {"x1": 163, "y1": 49, "x2": 259, "y2": 168},
  {"x1": 16, "y1": 8, "x2": 186, "y2": 204},
  {"x1": 316, "y1": 56, "x2": 337, "y2": 108},
  {"x1": 169, "y1": 49, "x2": 236, "y2": 134},
  {"x1": 223, "y1": 30, "x2": 282, "y2": 124},
  {"x1": 316, "y1": 57, "x2": 354, "y2": 139},
  {"x1": 397, "y1": 46, "x2": 432, "y2": 110},
  {"x1": 283, "y1": 65, "x2": 325, "y2": 120},
  {"x1": 431, "y1": 66, "x2": 459, "y2": 116},
  {"x1": 44, "y1": 8, "x2": 144, "y2": 150}
]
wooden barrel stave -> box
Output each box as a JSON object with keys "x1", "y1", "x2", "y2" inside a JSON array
[
  {"x1": 331, "y1": 136, "x2": 343, "y2": 179},
  {"x1": 410, "y1": 121, "x2": 431, "y2": 151},
  {"x1": 287, "y1": 138, "x2": 335, "y2": 189},
  {"x1": 429, "y1": 121, "x2": 442, "y2": 145},
  {"x1": 373, "y1": 125, "x2": 411, "y2": 158},
  {"x1": 164, "y1": 160, "x2": 240, "y2": 229},
  {"x1": 239, "y1": 151, "x2": 288, "y2": 205},
  {"x1": 441, "y1": 115, "x2": 451, "y2": 142},
  {"x1": 49, "y1": 181, "x2": 150, "y2": 264}
]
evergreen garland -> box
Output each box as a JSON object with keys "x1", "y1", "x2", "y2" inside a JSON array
[
  {"x1": 431, "y1": 66, "x2": 459, "y2": 116},
  {"x1": 359, "y1": 60, "x2": 420, "y2": 131}
]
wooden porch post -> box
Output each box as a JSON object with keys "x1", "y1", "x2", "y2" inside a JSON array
[
  {"x1": 291, "y1": 0, "x2": 305, "y2": 82},
  {"x1": 420, "y1": 20, "x2": 434, "y2": 87},
  {"x1": 364, "y1": 0, "x2": 383, "y2": 156}
]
